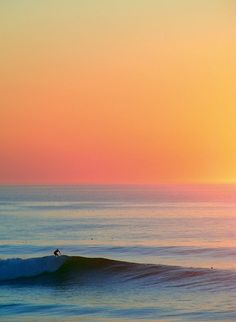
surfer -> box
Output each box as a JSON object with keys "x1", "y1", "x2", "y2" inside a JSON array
[{"x1": 53, "y1": 249, "x2": 61, "y2": 257}]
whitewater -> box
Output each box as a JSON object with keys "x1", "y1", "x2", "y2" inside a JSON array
[{"x1": 0, "y1": 185, "x2": 236, "y2": 321}]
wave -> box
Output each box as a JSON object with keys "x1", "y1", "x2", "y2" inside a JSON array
[
  {"x1": 0, "y1": 256, "x2": 67, "y2": 281},
  {"x1": 0, "y1": 255, "x2": 235, "y2": 291}
]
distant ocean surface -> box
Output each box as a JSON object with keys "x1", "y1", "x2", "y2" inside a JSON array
[{"x1": 0, "y1": 184, "x2": 236, "y2": 322}]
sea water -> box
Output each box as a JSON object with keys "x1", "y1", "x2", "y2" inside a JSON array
[{"x1": 0, "y1": 184, "x2": 235, "y2": 321}]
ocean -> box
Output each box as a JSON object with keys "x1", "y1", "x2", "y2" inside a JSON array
[{"x1": 0, "y1": 184, "x2": 235, "y2": 321}]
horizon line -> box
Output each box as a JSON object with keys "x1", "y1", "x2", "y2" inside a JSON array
[{"x1": 0, "y1": 182, "x2": 236, "y2": 186}]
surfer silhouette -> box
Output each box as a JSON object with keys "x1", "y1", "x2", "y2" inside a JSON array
[{"x1": 53, "y1": 249, "x2": 61, "y2": 257}]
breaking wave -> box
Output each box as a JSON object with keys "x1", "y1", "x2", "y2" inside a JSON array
[
  {"x1": 0, "y1": 256, "x2": 67, "y2": 281},
  {"x1": 0, "y1": 255, "x2": 235, "y2": 291}
]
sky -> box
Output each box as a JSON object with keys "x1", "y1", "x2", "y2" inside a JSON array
[{"x1": 0, "y1": 0, "x2": 236, "y2": 184}]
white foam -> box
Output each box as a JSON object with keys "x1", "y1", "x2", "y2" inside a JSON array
[{"x1": 0, "y1": 255, "x2": 67, "y2": 281}]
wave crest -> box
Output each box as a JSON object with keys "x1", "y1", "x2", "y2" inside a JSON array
[{"x1": 0, "y1": 256, "x2": 67, "y2": 281}]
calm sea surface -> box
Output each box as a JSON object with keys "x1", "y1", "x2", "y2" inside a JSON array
[{"x1": 0, "y1": 185, "x2": 236, "y2": 321}]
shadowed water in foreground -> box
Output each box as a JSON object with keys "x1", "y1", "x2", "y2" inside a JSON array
[{"x1": 0, "y1": 255, "x2": 236, "y2": 321}]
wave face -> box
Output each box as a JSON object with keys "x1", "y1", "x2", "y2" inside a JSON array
[
  {"x1": 0, "y1": 256, "x2": 67, "y2": 281},
  {"x1": 1, "y1": 255, "x2": 236, "y2": 292}
]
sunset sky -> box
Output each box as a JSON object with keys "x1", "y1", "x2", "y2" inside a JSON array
[{"x1": 1, "y1": 1, "x2": 236, "y2": 184}]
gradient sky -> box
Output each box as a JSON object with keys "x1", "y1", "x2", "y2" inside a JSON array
[{"x1": 1, "y1": 1, "x2": 236, "y2": 184}]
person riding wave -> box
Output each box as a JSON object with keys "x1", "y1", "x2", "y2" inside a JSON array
[{"x1": 53, "y1": 249, "x2": 61, "y2": 256}]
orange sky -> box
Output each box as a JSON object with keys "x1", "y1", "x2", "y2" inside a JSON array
[{"x1": 0, "y1": 1, "x2": 236, "y2": 184}]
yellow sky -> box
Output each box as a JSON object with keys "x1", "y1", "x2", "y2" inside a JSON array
[{"x1": 0, "y1": 1, "x2": 236, "y2": 183}]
